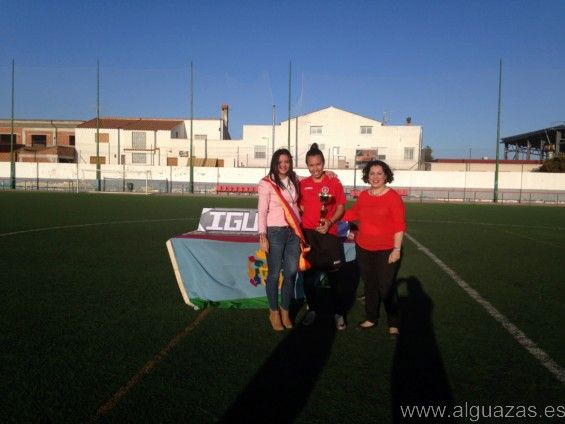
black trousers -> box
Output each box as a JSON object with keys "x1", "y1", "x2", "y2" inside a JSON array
[
  {"x1": 303, "y1": 241, "x2": 347, "y2": 316},
  {"x1": 356, "y1": 245, "x2": 400, "y2": 327}
]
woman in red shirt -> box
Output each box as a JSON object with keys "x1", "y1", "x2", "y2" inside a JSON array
[
  {"x1": 299, "y1": 143, "x2": 347, "y2": 330},
  {"x1": 342, "y1": 160, "x2": 405, "y2": 334}
]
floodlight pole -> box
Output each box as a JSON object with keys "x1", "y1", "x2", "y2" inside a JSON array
[
  {"x1": 295, "y1": 115, "x2": 298, "y2": 167},
  {"x1": 10, "y1": 59, "x2": 15, "y2": 189},
  {"x1": 261, "y1": 137, "x2": 269, "y2": 167},
  {"x1": 272, "y1": 104, "x2": 275, "y2": 156},
  {"x1": 353, "y1": 145, "x2": 360, "y2": 190},
  {"x1": 96, "y1": 60, "x2": 101, "y2": 192},
  {"x1": 189, "y1": 61, "x2": 194, "y2": 194},
  {"x1": 287, "y1": 61, "x2": 291, "y2": 150},
  {"x1": 493, "y1": 59, "x2": 502, "y2": 203}
]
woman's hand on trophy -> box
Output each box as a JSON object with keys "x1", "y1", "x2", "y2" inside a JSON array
[{"x1": 317, "y1": 218, "x2": 331, "y2": 234}]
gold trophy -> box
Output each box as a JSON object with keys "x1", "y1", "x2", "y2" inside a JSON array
[{"x1": 318, "y1": 186, "x2": 332, "y2": 226}]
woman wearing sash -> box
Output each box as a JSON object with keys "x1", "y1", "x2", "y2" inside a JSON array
[{"x1": 257, "y1": 148, "x2": 302, "y2": 331}]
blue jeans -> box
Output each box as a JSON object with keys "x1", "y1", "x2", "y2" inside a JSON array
[{"x1": 266, "y1": 226, "x2": 300, "y2": 310}]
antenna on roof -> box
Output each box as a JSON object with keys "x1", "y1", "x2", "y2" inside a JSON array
[{"x1": 382, "y1": 110, "x2": 391, "y2": 125}]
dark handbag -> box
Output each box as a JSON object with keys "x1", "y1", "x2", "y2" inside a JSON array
[{"x1": 303, "y1": 229, "x2": 343, "y2": 272}]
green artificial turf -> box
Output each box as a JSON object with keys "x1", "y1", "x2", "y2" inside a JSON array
[{"x1": 0, "y1": 192, "x2": 563, "y2": 423}]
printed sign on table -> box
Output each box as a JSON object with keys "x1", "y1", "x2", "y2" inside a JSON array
[{"x1": 167, "y1": 208, "x2": 355, "y2": 309}]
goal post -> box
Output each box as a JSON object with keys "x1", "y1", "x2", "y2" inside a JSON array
[{"x1": 76, "y1": 167, "x2": 158, "y2": 193}]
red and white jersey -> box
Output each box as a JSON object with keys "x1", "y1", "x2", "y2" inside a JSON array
[{"x1": 299, "y1": 174, "x2": 346, "y2": 235}]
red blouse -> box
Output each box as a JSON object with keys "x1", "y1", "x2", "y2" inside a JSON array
[{"x1": 342, "y1": 189, "x2": 406, "y2": 251}]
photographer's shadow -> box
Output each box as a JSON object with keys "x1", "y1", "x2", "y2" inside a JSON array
[
  {"x1": 391, "y1": 276, "x2": 456, "y2": 423},
  {"x1": 221, "y1": 260, "x2": 359, "y2": 423}
]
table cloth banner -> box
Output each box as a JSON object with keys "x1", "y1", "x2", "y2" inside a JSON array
[{"x1": 166, "y1": 232, "x2": 356, "y2": 310}]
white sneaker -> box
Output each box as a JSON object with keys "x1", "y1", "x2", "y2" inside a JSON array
[
  {"x1": 335, "y1": 314, "x2": 346, "y2": 330},
  {"x1": 302, "y1": 310, "x2": 316, "y2": 326}
]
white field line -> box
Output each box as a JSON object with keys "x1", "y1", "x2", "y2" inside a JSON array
[
  {"x1": 0, "y1": 218, "x2": 198, "y2": 238},
  {"x1": 87, "y1": 307, "x2": 212, "y2": 423},
  {"x1": 3, "y1": 218, "x2": 561, "y2": 239},
  {"x1": 408, "y1": 219, "x2": 564, "y2": 231},
  {"x1": 405, "y1": 232, "x2": 565, "y2": 386}
]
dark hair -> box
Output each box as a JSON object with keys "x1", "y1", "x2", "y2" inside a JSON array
[
  {"x1": 361, "y1": 160, "x2": 394, "y2": 184},
  {"x1": 305, "y1": 143, "x2": 325, "y2": 165},
  {"x1": 269, "y1": 148, "x2": 300, "y2": 193}
]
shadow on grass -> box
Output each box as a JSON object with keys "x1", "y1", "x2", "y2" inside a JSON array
[
  {"x1": 220, "y1": 260, "x2": 359, "y2": 422},
  {"x1": 392, "y1": 276, "x2": 456, "y2": 423}
]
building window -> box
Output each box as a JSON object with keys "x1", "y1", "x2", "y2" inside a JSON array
[
  {"x1": 89, "y1": 156, "x2": 106, "y2": 164},
  {"x1": 378, "y1": 154, "x2": 386, "y2": 160},
  {"x1": 310, "y1": 143, "x2": 326, "y2": 151},
  {"x1": 360, "y1": 126, "x2": 373, "y2": 135},
  {"x1": 310, "y1": 126, "x2": 322, "y2": 135},
  {"x1": 0, "y1": 134, "x2": 17, "y2": 144},
  {"x1": 32, "y1": 135, "x2": 47, "y2": 147},
  {"x1": 69, "y1": 136, "x2": 75, "y2": 146},
  {"x1": 404, "y1": 147, "x2": 414, "y2": 160},
  {"x1": 132, "y1": 132, "x2": 147, "y2": 149},
  {"x1": 95, "y1": 133, "x2": 109, "y2": 143},
  {"x1": 132, "y1": 153, "x2": 147, "y2": 164},
  {"x1": 254, "y1": 145, "x2": 266, "y2": 159}
]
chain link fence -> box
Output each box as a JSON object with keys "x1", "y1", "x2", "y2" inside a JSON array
[{"x1": 2, "y1": 176, "x2": 563, "y2": 206}]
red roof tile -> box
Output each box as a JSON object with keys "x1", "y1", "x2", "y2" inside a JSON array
[{"x1": 78, "y1": 118, "x2": 184, "y2": 131}]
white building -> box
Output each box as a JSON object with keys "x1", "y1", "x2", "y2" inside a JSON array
[
  {"x1": 74, "y1": 105, "x2": 422, "y2": 169},
  {"x1": 75, "y1": 105, "x2": 231, "y2": 167},
  {"x1": 242, "y1": 106, "x2": 422, "y2": 169}
]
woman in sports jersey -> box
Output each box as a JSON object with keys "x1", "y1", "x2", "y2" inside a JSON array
[{"x1": 299, "y1": 143, "x2": 348, "y2": 330}]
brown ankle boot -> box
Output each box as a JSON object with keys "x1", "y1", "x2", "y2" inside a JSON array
[
  {"x1": 280, "y1": 308, "x2": 293, "y2": 329},
  {"x1": 269, "y1": 309, "x2": 284, "y2": 331}
]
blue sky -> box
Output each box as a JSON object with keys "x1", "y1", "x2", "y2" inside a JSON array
[{"x1": 1, "y1": 0, "x2": 564, "y2": 157}]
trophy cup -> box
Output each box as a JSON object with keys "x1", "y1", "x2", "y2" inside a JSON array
[{"x1": 318, "y1": 186, "x2": 333, "y2": 226}]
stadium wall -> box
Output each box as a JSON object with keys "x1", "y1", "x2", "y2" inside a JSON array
[{"x1": 0, "y1": 162, "x2": 564, "y2": 192}]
